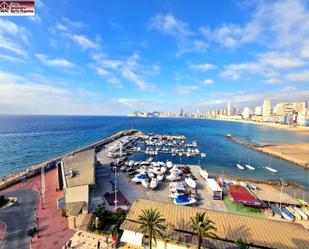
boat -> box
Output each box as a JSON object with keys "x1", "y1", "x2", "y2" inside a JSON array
[
  {"x1": 245, "y1": 164, "x2": 255, "y2": 170},
  {"x1": 297, "y1": 199, "x2": 309, "y2": 206},
  {"x1": 174, "y1": 195, "x2": 197, "y2": 206},
  {"x1": 150, "y1": 178, "x2": 158, "y2": 190},
  {"x1": 286, "y1": 206, "x2": 302, "y2": 220},
  {"x1": 301, "y1": 207, "x2": 309, "y2": 216},
  {"x1": 200, "y1": 169, "x2": 208, "y2": 180},
  {"x1": 141, "y1": 179, "x2": 149, "y2": 189},
  {"x1": 169, "y1": 192, "x2": 184, "y2": 199},
  {"x1": 160, "y1": 166, "x2": 167, "y2": 173},
  {"x1": 293, "y1": 206, "x2": 308, "y2": 220},
  {"x1": 185, "y1": 177, "x2": 197, "y2": 189},
  {"x1": 225, "y1": 134, "x2": 233, "y2": 138},
  {"x1": 132, "y1": 173, "x2": 148, "y2": 183},
  {"x1": 200, "y1": 153, "x2": 206, "y2": 158},
  {"x1": 280, "y1": 206, "x2": 295, "y2": 221},
  {"x1": 166, "y1": 173, "x2": 181, "y2": 181},
  {"x1": 166, "y1": 161, "x2": 173, "y2": 169},
  {"x1": 169, "y1": 182, "x2": 186, "y2": 192},
  {"x1": 128, "y1": 160, "x2": 135, "y2": 167},
  {"x1": 156, "y1": 174, "x2": 164, "y2": 181},
  {"x1": 265, "y1": 167, "x2": 278, "y2": 173},
  {"x1": 236, "y1": 164, "x2": 245, "y2": 170},
  {"x1": 270, "y1": 204, "x2": 283, "y2": 218},
  {"x1": 170, "y1": 166, "x2": 183, "y2": 175}
]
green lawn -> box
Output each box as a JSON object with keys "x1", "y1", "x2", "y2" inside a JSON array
[{"x1": 224, "y1": 198, "x2": 265, "y2": 218}]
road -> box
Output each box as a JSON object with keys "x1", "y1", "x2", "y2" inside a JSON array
[{"x1": 0, "y1": 189, "x2": 38, "y2": 249}]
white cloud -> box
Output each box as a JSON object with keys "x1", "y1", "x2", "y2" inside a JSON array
[
  {"x1": 189, "y1": 63, "x2": 217, "y2": 72},
  {"x1": 0, "y1": 54, "x2": 25, "y2": 63},
  {"x1": 69, "y1": 34, "x2": 98, "y2": 50},
  {"x1": 258, "y1": 52, "x2": 304, "y2": 69},
  {"x1": 95, "y1": 67, "x2": 111, "y2": 77},
  {"x1": 264, "y1": 78, "x2": 281, "y2": 84},
  {"x1": 200, "y1": 22, "x2": 261, "y2": 49},
  {"x1": 36, "y1": 54, "x2": 75, "y2": 68},
  {"x1": 177, "y1": 85, "x2": 199, "y2": 96},
  {"x1": 203, "y1": 79, "x2": 214, "y2": 85},
  {"x1": 286, "y1": 71, "x2": 309, "y2": 82},
  {"x1": 149, "y1": 14, "x2": 192, "y2": 37},
  {"x1": 220, "y1": 63, "x2": 263, "y2": 80}
]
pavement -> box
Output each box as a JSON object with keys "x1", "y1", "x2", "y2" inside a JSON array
[
  {"x1": 0, "y1": 189, "x2": 38, "y2": 249},
  {"x1": 0, "y1": 168, "x2": 74, "y2": 249}
]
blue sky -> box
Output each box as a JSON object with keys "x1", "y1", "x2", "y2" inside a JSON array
[{"x1": 0, "y1": 0, "x2": 309, "y2": 115}]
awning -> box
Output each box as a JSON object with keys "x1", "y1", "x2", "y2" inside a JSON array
[{"x1": 120, "y1": 230, "x2": 143, "y2": 246}]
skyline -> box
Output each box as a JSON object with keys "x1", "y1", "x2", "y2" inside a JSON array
[{"x1": 0, "y1": 0, "x2": 309, "y2": 115}]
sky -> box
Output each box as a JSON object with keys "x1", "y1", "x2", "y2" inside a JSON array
[{"x1": 0, "y1": 0, "x2": 309, "y2": 115}]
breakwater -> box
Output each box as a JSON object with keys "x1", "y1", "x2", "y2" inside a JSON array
[
  {"x1": 0, "y1": 129, "x2": 139, "y2": 190},
  {"x1": 226, "y1": 135, "x2": 309, "y2": 169}
]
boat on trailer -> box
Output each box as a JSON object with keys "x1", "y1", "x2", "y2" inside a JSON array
[{"x1": 174, "y1": 195, "x2": 197, "y2": 206}]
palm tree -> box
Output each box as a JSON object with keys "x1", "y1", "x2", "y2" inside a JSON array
[
  {"x1": 236, "y1": 238, "x2": 250, "y2": 249},
  {"x1": 137, "y1": 208, "x2": 166, "y2": 249},
  {"x1": 191, "y1": 211, "x2": 217, "y2": 249}
]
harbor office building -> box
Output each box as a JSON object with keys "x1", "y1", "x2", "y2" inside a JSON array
[
  {"x1": 120, "y1": 199, "x2": 309, "y2": 249},
  {"x1": 58, "y1": 149, "x2": 96, "y2": 216}
]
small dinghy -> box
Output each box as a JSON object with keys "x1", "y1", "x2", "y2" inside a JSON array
[
  {"x1": 200, "y1": 169, "x2": 208, "y2": 180},
  {"x1": 236, "y1": 164, "x2": 245, "y2": 170},
  {"x1": 150, "y1": 178, "x2": 158, "y2": 190},
  {"x1": 265, "y1": 166, "x2": 278, "y2": 173},
  {"x1": 174, "y1": 195, "x2": 197, "y2": 206},
  {"x1": 156, "y1": 174, "x2": 164, "y2": 181},
  {"x1": 141, "y1": 179, "x2": 149, "y2": 189},
  {"x1": 185, "y1": 177, "x2": 197, "y2": 189},
  {"x1": 245, "y1": 164, "x2": 255, "y2": 170}
]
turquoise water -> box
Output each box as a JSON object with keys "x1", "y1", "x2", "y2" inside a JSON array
[{"x1": 0, "y1": 115, "x2": 309, "y2": 189}]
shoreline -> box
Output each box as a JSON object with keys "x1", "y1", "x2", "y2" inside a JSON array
[{"x1": 206, "y1": 117, "x2": 309, "y2": 135}]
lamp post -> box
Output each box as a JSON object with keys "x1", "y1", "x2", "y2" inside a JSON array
[
  {"x1": 279, "y1": 179, "x2": 284, "y2": 209},
  {"x1": 113, "y1": 166, "x2": 118, "y2": 212}
]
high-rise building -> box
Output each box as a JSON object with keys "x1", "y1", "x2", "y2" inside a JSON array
[
  {"x1": 179, "y1": 108, "x2": 184, "y2": 117},
  {"x1": 242, "y1": 107, "x2": 251, "y2": 119},
  {"x1": 262, "y1": 98, "x2": 271, "y2": 117},
  {"x1": 293, "y1": 102, "x2": 305, "y2": 113},
  {"x1": 227, "y1": 100, "x2": 231, "y2": 116},
  {"x1": 255, "y1": 106, "x2": 262, "y2": 116}
]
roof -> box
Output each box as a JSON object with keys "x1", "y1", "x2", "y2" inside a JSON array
[
  {"x1": 121, "y1": 199, "x2": 309, "y2": 249},
  {"x1": 62, "y1": 149, "x2": 95, "y2": 187},
  {"x1": 251, "y1": 189, "x2": 298, "y2": 205}
]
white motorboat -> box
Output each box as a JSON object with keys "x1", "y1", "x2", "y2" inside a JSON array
[
  {"x1": 128, "y1": 160, "x2": 135, "y2": 167},
  {"x1": 245, "y1": 164, "x2": 255, "y2": 170},
  {"x1": 160, "y1": 166, "x2": 167, "y2": 173},
  {"x1": 132, "y1": 173, "x2": 148, "y2": 183},
  {"x1": 141, "y1": 179, "x2": 149, "y2": 189},
  {"x1": 265, "y1": 166, "x2": 278, "y2": 173},
  {"x1": 156, "y1": 174, "x2": 164, "y2": 181},
  {"x1": 236, "y1": 164, "x2": 245, "y2": 170},
  {"x1": 200, "y1": 169, "x2": 208, "y2": 180},
  {"x1": 166, "y1": 173, "x2": 181, "y2": 181},
  {"x1": 166, "y1": 161, "x2": 173, "y2": 169},
  {"x1": 293, "y1": 206, "x2": 308, "y2": 220},
  {"x1": 185, "y1": 177, "x2": 197, "y2": 189},
  {"x1": 170, "y1": 166, "x2": 183, "y2": 175},
  {"x1": 150, "y1": 178, "x2": 158, "y2": 190},
  {"x1": 174, "y1": 195, "x2": 197, "y2": 206},
  {"x1": 200, "y1": 153, "x2": 206, "y2": 158}
]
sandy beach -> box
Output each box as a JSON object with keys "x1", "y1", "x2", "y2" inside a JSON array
[{"x1": 255, "y1": 143, "x2": 309, "y2": 169}]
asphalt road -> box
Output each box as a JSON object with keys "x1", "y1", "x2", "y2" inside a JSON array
[{"x1": 0, "y1": 189, "x2": 38, "y2": 249}]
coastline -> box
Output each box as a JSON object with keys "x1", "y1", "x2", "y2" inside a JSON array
[{"x1": 206, "y1": 117, "x2": 309, "y2": 135}]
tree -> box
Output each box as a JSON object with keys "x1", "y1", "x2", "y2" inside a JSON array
[
  {"x1": 191, "y1": 211, "x2": 217, "y2": 249},
  {"x1": 236, "y1": 238, "x2": 250, "y2": 249},
  {"x1": 137, "y1": 208, "x2": 166, "y2": 249}
]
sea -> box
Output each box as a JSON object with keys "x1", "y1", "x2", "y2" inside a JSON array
[{"x1": 1, "y1": 115, "x2": 309, "y2": 190}]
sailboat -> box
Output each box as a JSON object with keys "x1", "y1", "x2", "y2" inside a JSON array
[
  {"x1": 245, "y1": 151, "x2": 255, "y2": 170},
  {"x1": 236, "y1": 164, "x2": 245, "y2": 170},
  {"x1": 265, "y1": 157, "x2": 278, "y2": 173}
]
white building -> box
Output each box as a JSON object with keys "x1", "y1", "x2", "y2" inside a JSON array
[
  {"x1": 262, "y1": 98, "x2": 271, "y2": 117},
  {"x1": 242, "y1": 107, "x2": 251, "y2": 119},
  {"x1": 255, "y1": 106, "x2": 262, "y2": 116}
]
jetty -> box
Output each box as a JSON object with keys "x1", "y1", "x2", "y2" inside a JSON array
[{"x1": 226, "y1": 135, "x2": 309, "y2": 169}]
